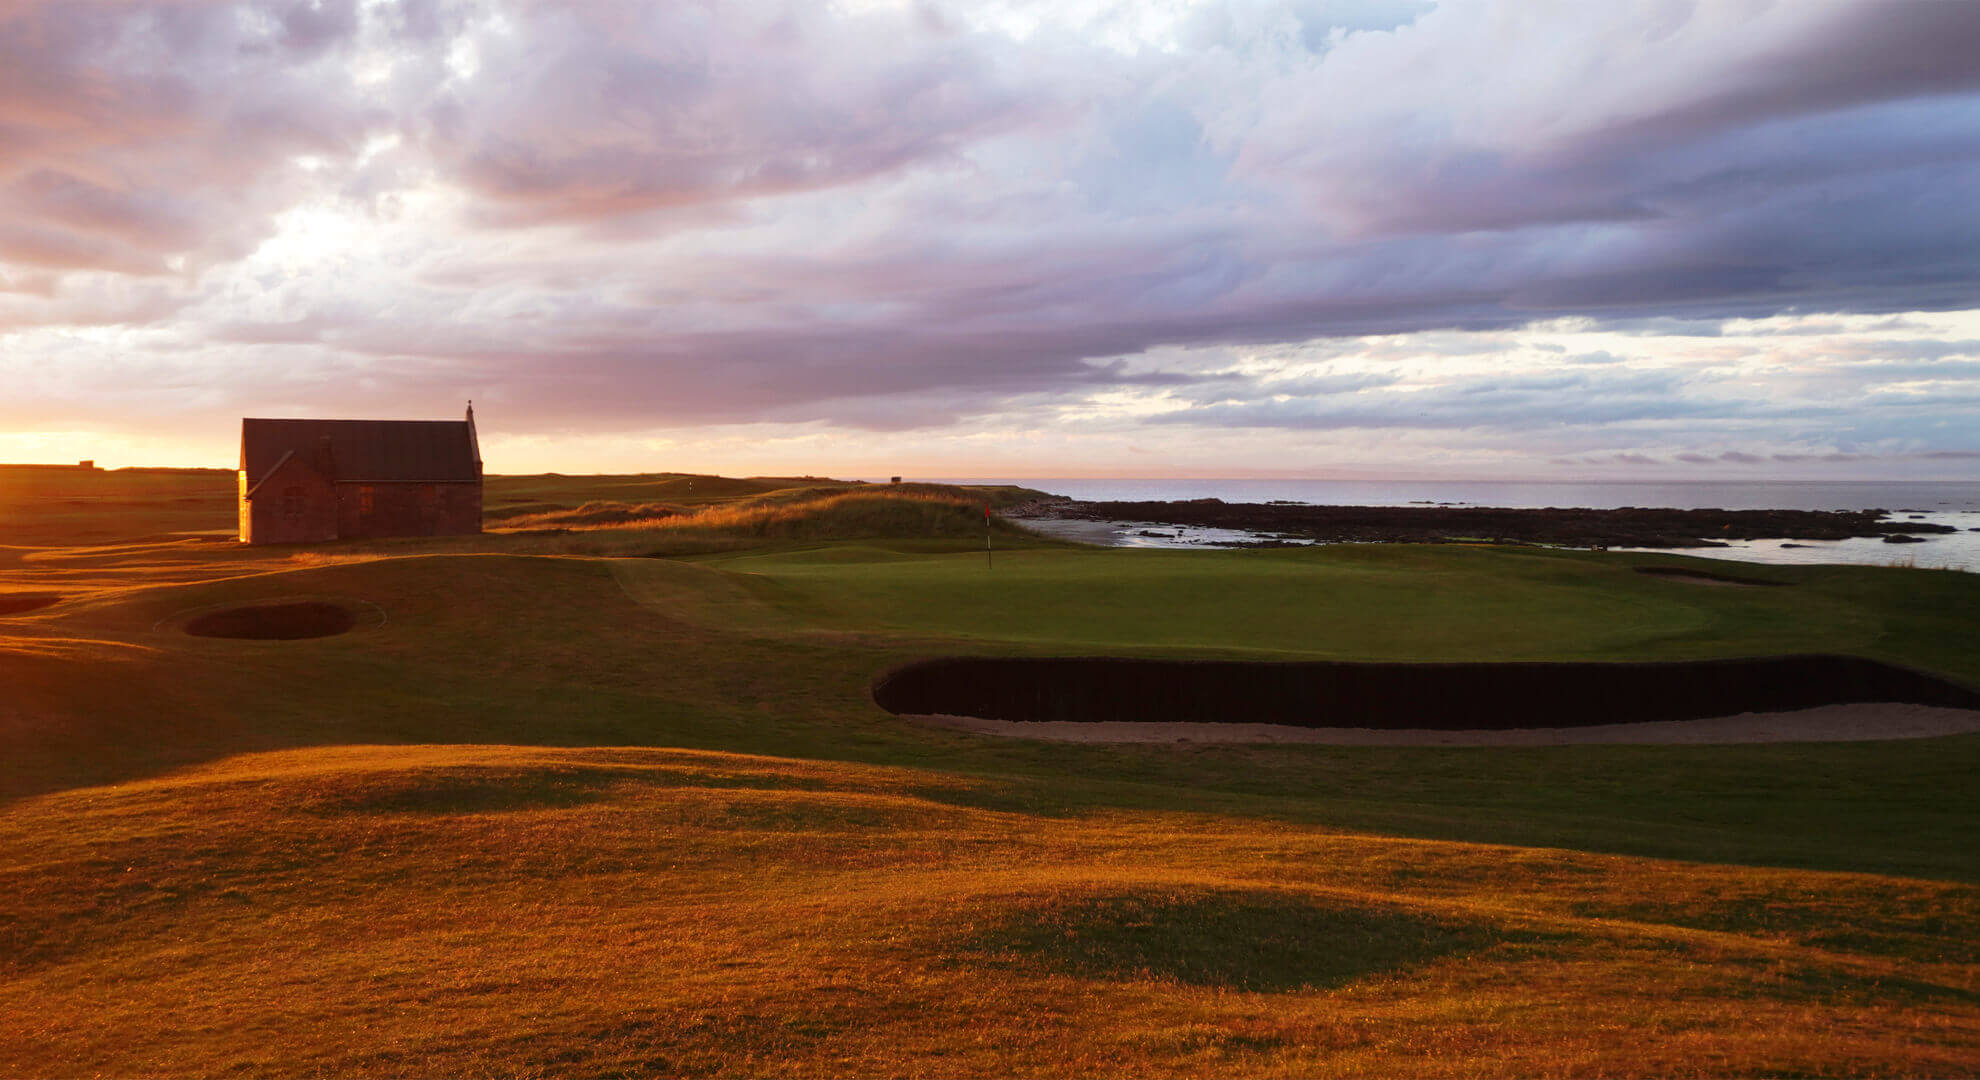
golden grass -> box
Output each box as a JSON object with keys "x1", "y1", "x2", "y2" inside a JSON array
[
  {"x1": 491, "y1": 489, "x2": 1024, "y2": 557},
  {"x1": 494, "y1": 500, "x2": 692, "y2": 529},
  {"x1": 5, "y1": 745, "x2": 1975, "y2": 1078},
  {"x1": 504, "y1": 489, "x2": 979, "y2": 533}
]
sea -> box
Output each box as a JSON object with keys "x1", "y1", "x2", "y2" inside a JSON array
[{"x1": 931, "y1": 478, "x2": 1980, "y2": 573}]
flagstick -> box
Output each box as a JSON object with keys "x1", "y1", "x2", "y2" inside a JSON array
[{"x1": 985, "y1": 505, "x2": 993, "y2": 570}]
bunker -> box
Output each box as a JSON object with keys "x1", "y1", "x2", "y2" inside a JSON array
[
  {"x1": 872, "y1": 655, "x2": 1980, "y2": 731},
  {"x1": 184, "y1": 602, "x2": 356, "y2": 641}
]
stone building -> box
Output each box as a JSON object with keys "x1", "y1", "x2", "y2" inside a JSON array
[{"x1": 238, "y1": 406, "x2": 483, "y2": 544}]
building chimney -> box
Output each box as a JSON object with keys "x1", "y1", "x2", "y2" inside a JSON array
[{"x1": 465, "y1": 400, "x2": 483, "y2": 475}]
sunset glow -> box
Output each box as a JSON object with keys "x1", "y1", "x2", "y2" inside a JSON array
[{"x1": 4, "y1": 0, "x2": 1978, "y2": 479}]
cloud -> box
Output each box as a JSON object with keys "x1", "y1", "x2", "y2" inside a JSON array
[
  {"x1": 0, "y1": 1, "x2": 376, "y2": 278},
  {"x1": 417, "y1": 3, "x2": 1049, "y2": 227},
  {"x1": 1146, "y1": 367, "x2": 1765, "y2": 433},
  {"x1": 3, "y1": 0, "x2": 1980, "y2": 476},
  {"x1": 387, "y1": 0, "x2": 1980, "y2": 428},
  {"x1": 1773, "y1": 453, "x2": 1867, "y2": 463}
]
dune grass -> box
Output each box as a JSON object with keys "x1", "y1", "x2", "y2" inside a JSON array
[
  {"x1": 2, "y1": 473, "x2": 1978, "y2": 1075},
  {"x1": 5, "y1": 745, "x2": 1977, "y2": 1077},
  {"x1": 494, "y1": 487, "x2": 1039, "y2": 556}
]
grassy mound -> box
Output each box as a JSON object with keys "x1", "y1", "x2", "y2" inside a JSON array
[
  {"x1": 494, "y1": 499, "x2": 691, "y2": 529},
  {"x1": 484, "y1": 472, "x2": 814, "y2": 511},
  {"x1": 4, "y1": 745, "x2": 1976, "y2": 1077},
  {"x1": 498, "y1": 488, "x2": 1041, "y2": 555},
  {"x1": 660, "y1": 489, "x2": 1002, "y2": 539}
]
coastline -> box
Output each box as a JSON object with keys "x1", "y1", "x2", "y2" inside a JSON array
[
  {"x1": 1006, "y1": 496, "x2": 1957, "y2": 548},
  {"x1": 997, "y1": 491, "x2": 1980, "y2": 571}
]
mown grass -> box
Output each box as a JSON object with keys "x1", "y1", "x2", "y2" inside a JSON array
[{"x1": 2, "y1": 473, "x2": 1978, "y2": 1075}]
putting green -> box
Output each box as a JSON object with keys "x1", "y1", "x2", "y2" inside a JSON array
[{"x1": 668, "y1": 543, "x2": 1887, "y2": 664}]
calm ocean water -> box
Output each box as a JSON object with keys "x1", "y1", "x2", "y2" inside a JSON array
[{"x1": 933, "y1": 478, "x2": 1980, "y2": 572}]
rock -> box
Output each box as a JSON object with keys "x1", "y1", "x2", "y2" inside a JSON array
[
  {"x1": 1883, "y1": 534, "x2": 1929, "y2": 544},
  {"x1": 1020, "y1": 500, "x2": 1945, "y2": 549}
]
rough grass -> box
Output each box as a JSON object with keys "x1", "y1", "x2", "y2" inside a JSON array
[
  {"x1": 4, "y1": 746, "x2": 1977, "y2": 1077},
  {"x1": 3, "y1": 472, "x2": 1978, "y2": 1075},
  {"x1": 493, "y1": 499, "x2": 692, "y2": 529},
  {"x1": 491, "y1": 488, "x2": 1045, "y2": 557}
]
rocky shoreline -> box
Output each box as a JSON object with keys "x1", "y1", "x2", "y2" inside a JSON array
[{"x1": 1006, "y1": 497, "x2": 1957, "y2": 549}]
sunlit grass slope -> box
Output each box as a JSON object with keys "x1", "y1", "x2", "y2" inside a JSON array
[
  {"x1": 483, "y1": 472, "x2": 1042, "y2": 529},
  {"x1": 6, "y1": 745, "x2": 1977, "y2": 1077},
  {"x1": 495, "y1": 487, "x2": 1046, "y2": 555},
  {"x1": 4, "y1": 473, "x2": 1979, "y2": 1075}
]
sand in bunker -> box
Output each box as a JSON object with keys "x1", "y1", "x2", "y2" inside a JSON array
[{"x1": 909, "y1": 703, "x2": 1980, "y2": 745}]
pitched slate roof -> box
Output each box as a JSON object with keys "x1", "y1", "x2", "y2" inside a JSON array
[{"x1": 240, "y1": 418, "x2": 481, "y2": 485}]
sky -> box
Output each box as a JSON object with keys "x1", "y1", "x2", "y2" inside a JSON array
[{"x1": 3, "y1": 0, "x2": 1980, "y2": 481}]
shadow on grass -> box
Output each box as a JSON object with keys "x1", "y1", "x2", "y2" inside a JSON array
[
  {"x1": 0, "y1": 593, "x2": 62, "y2": 615},
  {"x1": 960, "y1": 887, "x2": 1516, "y2": 992},
  {"x1": 1570, "y1": 892, "x2": 1980, "y2": 967}
]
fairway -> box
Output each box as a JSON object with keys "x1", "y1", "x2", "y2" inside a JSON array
[{"x1": 3, "y1": 473, "x2": 1979, "y2": 1076}]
